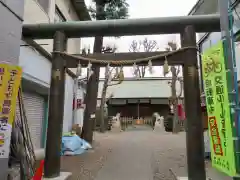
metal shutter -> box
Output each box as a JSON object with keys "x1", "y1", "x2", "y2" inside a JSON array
[{"x1": 15, "y1": 92, "x2": 44, "y2": 149}]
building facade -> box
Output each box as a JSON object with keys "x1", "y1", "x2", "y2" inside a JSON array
[
  {"x1": 0, "y1": 0, "x2": 90, "y2": 178},
  {"x1": 16, "y1": 0, "x2": 89, "y2": 149},
  {"x1": 98, "y1": 78, "x2": 184, "y2": 119},
  {"x1": 189, "y1": 0, "x2": 240, "y2": 90}
]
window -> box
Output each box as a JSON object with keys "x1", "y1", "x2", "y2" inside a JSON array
[
  {"x1": 54, "y1": 6, "x2": 66, "y2": 23},
  {"x1": 37, "y1": 0, "x2": 50, "y2": 13}
]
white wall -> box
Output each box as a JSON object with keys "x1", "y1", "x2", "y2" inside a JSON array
[
  {"x1": 63, "y1": 73, "x2": 74, "y2": 133},
  {"x1": 19, "y1": 41, "x2": 51, "y2": 87},
  {"x1": 200, "y1": 32, "x2": 222, "y2": 51},
  {"x1": 22, "y1": 0, "x2": 82, "y2": 134}
]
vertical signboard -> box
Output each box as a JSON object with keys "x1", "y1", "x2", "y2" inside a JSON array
[
  {"x1": 0, "y1": 64, "x2": 22, "y2": 158},
  {"x1": 202, "y1": 41, "x2": 237, "y2": 176}
]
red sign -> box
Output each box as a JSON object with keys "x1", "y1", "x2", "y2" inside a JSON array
[
  {"x1": 177, "y1": 104, "x2": 185, "y2": 120},
  {"x1": 208, "y1": 116, "x2": 223, "y2": 156}
]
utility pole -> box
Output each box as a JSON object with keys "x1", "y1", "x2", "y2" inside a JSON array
[
  {"x1": 181, "y1": 26, "x2": 206, "y2": 179},
  {"x1": 0, "y1": 1, "x2": 25, "y2": 179},
  {"x1": 44, "y1": 31, "x2": 67, "y2": 178}
]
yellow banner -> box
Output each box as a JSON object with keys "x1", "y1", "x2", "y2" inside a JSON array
[
  {"x1": 0, "y1": 64, "x2": 22, "y2": 158},
  {"x1": 202, "y1": 41, "x2": 237, "y2": 176}
]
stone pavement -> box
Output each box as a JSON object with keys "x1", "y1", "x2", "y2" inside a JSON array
[{"x1": 61, "y1": 126, "x2": 231, "y2": 180}]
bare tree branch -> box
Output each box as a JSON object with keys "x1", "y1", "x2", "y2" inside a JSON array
[
  {"x1": 177, "y1": 77, "x2": 183, "y2": 98},
  {"x1": 168, "y1": 41, "x2": 177, "y2": 51},
  {"x1": 165, "y1": 41, "x2": 184, "y2": 133},
  {"x1": 176, "y1": 66, "x2": 181, "y2": 76},
  {"x1": 99, "y1": 45, "x2": 124, "y2": 132},
  {"x1": 129, "y1": 38, "x2": 159, "y2": 78},
  {"x1": 129, "y1": 40, "x2": 139, "y2": 52}
]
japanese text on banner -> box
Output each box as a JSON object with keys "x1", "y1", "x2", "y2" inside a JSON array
[
  {"x1": 0, "y1": 64, "x2": 22, "y2": 158},
  {"x1": 202, "y1": 41, "x2": 236, "y2": 176}
]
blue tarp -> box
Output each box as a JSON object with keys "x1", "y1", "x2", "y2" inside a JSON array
[
  {"x1": 81, "y1": 138, "x2": 92, "y2": 150},
  {"x1": 61, "y1": 134, "x2": 92, "y2": 156}
]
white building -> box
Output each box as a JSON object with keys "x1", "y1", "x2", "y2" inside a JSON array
[
  {"x1": 16, "y1": 0, "x2": 90, "y2": 149},
  {"x1": 97, "y1": 77, "x2": 184, "y2": 119},
  {"x1": 189, "y1": 0, "x2": 240, "y2": 89}
]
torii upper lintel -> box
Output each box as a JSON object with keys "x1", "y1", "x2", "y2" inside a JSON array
[{"x1": 22, "y1": 14, "x2": 220, "y2": 39}]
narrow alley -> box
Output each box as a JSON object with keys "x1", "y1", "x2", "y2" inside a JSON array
[{"x1": 61, "y1": 127, "x2": 230, "y2": 180}]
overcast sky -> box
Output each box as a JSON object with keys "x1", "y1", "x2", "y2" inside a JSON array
[{"x1": 79, "y1": 0, "x2": 198, "y2": 77}]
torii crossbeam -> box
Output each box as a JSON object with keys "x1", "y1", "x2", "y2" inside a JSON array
[{"x1": 22, "y1": 14, "x2": 220, "y2": 38}]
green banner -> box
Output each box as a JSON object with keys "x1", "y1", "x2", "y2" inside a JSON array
[{"x1": 202, "y1": 41, "x2": 237, "y2": 176}]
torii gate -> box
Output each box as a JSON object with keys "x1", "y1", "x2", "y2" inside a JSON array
[{"x1": 23, "y1": 13, "x2": 222, "y2": 179}]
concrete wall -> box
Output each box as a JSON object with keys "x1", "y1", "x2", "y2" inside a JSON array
[
  {"x1": 19, "y1": 41, "x2": 51, "y2": 88},
  {"x1": 23, "y1": 0, "x2": 81, "y2": 54},
  {"x1": 190, "y1": 0, "x2": 240, "y2": 42},
  {"x1": 23, "y1": 0, "x2": 50, "y2": 23},
  {"x1": 189, "y1": 0, "x2": 240, "y2": 84},
  {"x1": 55, "y1": 0, "x2": 81, "y2": 54},
  {"x1": 22, "y1": 0, "x2": 81, "y2": 133},
  {"x1": 0, "y1": 0, "x2": 24, "y2": 64},
  {"x1": 23, "y1": 0, "x2": 53, "y2": 53},
  {"x1": 0, "y1": 0, "x2": 25, "y2": 179},
  {"x1": 19, "y1": 40, "x2": 78, "y2": 134},
  {"x1": 188, "y1": 0, "x2": 219, "y2": 40}
]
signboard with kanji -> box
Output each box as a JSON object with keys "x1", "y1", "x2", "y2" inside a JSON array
[
  {"x1": 202, "y1": 41, "x2": 237, "y2": 176},
  {"x1": 0, "y1": 64, "x2": 22, "y2": 159}
]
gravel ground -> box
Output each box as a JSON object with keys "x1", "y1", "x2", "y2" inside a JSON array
[
  {"x1": 61, "y1": 126, "x2": 231, "y2": 180},
  {"x1": 61, "y1": 133, "x2": 114, "y2": 180}
]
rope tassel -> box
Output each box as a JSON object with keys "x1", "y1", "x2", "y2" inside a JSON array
[
  {"x1": 163, "y1": 58, "x2": 169, "y2": 76},
  {"x1": 87, "y1": 61, "x2": 92, "y2": 71},
  {"x1": 148, "y1": 60, "x2": 154, "y2": 74},
  {"x1": 132, "y1": 63, "x2": 139, "y2": 77},
  {"x1": 76, "y1": 62, "x2": 82, "y2": 77},
  {"x1": 118, "y1": 68, "x2": 124, "y2": 82}
]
